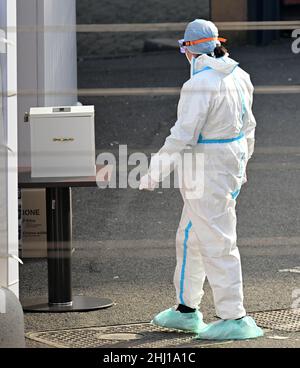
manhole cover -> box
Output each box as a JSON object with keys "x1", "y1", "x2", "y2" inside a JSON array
[
  {"x1": 25, "y1": 309, "x2": 300, "y2": 348},
  {"x1": 250, "y1": 308, "x2": 300, "y2": 333}
]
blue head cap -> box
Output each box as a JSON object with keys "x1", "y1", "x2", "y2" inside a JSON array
[{"x1": 184, "y1": 19, "x2": 220, "y2": 54}]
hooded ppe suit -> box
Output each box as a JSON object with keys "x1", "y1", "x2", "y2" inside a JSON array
[{"x1": 147, "y1": 53, "x2": 256, "y2": 320}]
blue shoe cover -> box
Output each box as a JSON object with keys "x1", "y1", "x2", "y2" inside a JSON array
[
  {"x1": 151, "y1": 307, "x2": 207, "y2": 333},
  {"x1": 196, "y1": 316, "x2": 264, "y2": 340}
]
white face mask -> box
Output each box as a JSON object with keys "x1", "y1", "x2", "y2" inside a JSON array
[
  {"x1": 186, "y1": 52, "x2": 202, "y2": 77},
  {"x1": 186, "y1": 53, "x2": 196, "y2": 78},
  {"x1": 185, "y1": 52, "x2": 193, "y2": 65}
]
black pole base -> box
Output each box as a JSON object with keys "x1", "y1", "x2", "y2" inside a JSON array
[{"x1": 22, "y1": 296, "x2": 114, "y2": 313}]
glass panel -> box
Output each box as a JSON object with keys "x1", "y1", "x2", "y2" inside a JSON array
[{"x1": 0, "y1": 0, "x2": 8, "y2": 287}]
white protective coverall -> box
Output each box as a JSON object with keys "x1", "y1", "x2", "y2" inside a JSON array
[{"x1": 148, "y1": 54, "x2": 256, "y2": 320}]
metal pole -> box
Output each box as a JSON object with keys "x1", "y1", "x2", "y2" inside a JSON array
[{"x1": 46, "y1": 187, "x2": 72, "y2": 305}]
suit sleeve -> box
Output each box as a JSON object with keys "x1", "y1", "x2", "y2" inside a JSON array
[{"x1": 148, "y1": 79, "x2": 213, "y2": 182}]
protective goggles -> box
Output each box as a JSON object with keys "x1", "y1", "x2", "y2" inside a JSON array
[{"x1": 178, "y1": 37, "x2": 227, "y2": 54}]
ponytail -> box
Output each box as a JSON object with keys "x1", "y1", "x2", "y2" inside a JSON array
[{"x1": 213, "y1": 45, "x2": 228, "y2": 58}]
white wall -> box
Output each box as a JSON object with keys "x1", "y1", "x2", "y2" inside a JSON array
[
  {"x1": 0, "y1": 0, "x2": 19, "y2": 297},
  {"x1": 17, "y1": 0, "x2": 78, "y2": 166}
]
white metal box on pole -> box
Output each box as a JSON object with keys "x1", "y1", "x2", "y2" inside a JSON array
[{"x1": 29, "y1": 106, "x2": 96, "y2": 178}]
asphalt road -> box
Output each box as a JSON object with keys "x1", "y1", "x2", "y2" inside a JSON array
[{"x1": 20, "y1": 39, "x2": 300, "y2": 348}]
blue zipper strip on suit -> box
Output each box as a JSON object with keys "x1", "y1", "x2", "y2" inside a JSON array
[
  {"x1": 198, "y1": 132, "x2": 245, "y2": 144},
  {"x1": 231, "y1": 189, "x2": 241, "y2": 200},
  {"x1": 179, "y1": 221, "x2": 192, "y2": 305}
]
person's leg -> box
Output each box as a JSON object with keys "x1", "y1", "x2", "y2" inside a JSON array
[
  {"x1": 183, "y1": 195, "x2": 263, "y2": 340},
  {"x1": 185, "y1": 194, "x2": 246, "y2": 320},
  {"x1": 203, "y1": 249, "x2": 246, "y2": 319},
  {"x1": 151, "y1": 205, "x2": 207, "y2": 333},
  {"x1": 173, "y1": 205, "x2": 207, "y2": 310},
  {"x1": 184, "y1": 143, "x2": 262, "y2": 340},
  {"x1": 179, "y1": 141, "x2": 247, "y2": 320},
  {"x1": 187, "y1": 193, "x2": 263, "y2": 339}
]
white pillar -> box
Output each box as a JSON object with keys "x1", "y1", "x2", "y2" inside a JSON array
[{"x1": 39, "y1": 0, "x2": 78, "y2": 107}]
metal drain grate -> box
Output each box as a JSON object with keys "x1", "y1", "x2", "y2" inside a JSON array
[
  {"x1": 250, "y1": 308, "x2": 300, "y2": 333},
  {"x1": 26, "y1": 323, "x2": 200, "y2": 348},
  {"x1": 25, "y1": 308, "x2": 300, "y2": 348}
]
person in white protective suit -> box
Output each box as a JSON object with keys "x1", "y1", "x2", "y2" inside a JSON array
[{"x1": 139, "y1": 19, "x2": 263, "y2": 340}]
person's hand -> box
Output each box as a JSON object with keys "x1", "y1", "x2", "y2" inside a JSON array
[{"x1": 139, "y1": 174, "x2": 158, "y2": 191}]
